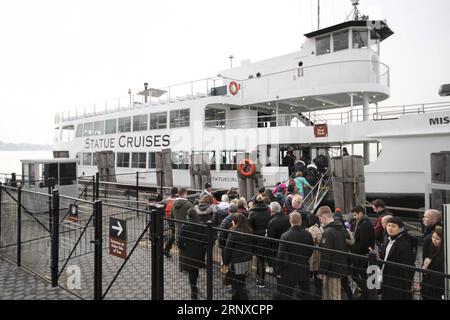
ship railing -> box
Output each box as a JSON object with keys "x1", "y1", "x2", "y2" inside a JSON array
[
  {"x1": 203, "y1": 101, "x2": 450, "y2": 129},
  {"x1": 54, "y1": 75, "x2": 237, "y2": 123},
  {"x1": 55, "y1": 60, "x2": 390, "y2": 124}
]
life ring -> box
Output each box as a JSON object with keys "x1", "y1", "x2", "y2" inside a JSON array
[
  {"x1": 238, "y1": 159, "x2": 255, "y2": 177},
  {"x1": 229, "y1": 81, "x2": 240, "y2": 96}
]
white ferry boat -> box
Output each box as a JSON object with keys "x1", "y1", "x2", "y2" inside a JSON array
[{"x1": 53, "y1": 2, "x2": 450, "y2": 205}]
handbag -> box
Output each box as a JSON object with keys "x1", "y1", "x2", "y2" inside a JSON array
[{"x1": 220, "y1": 265, "x2": 233, "y2": 286}]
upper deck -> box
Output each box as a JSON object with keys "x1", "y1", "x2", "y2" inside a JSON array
[{"x1": 55, "y1": 20, "x2": 392, "y2": 125}]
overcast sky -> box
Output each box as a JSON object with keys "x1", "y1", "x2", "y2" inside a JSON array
[{"x1": 1, "y1": 0, "x2": 449, "y2": 144}]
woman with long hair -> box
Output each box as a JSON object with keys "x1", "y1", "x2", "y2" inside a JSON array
[
  {"x1": 421, "y1": 226, "x2": 445, "y2": 300},
  {"x1": 223, "y1": 213, "x2": 253, "y2": 300}
]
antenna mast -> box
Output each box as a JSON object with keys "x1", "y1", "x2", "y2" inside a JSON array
[
  {"x1": 351, "y1": 0, "x2": 361, "y2": 20},
  {"x1": 317, "y1": 0, "x2": 320, "y2": 30},
  {"x1": 346, "y1": 0, "x2": 367, "y2": 21}
]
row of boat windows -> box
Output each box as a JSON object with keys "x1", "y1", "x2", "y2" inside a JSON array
[
  {"x1": 76, "y1": 151, "x2": 243, "y2": 170},
  {"x1": 74, "y1": 109, "x2": 190, "y2": 137},
  {"x1": 316, "y1": 29, "x2": 379, "y2": 55}
]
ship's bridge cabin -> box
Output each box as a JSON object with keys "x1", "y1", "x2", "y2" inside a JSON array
[{"x1": 216, "y1": 19, "x2": 394, "y2": 116}]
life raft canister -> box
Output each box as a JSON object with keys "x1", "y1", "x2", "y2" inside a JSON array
[
  {"x1": 238, "y1": 158, "x2": 256, "y2": 177},
  {"x1": 229, "y1": 81, "x2": 240, "y2": 96}
]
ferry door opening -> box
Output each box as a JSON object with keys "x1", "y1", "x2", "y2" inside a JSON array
[
  {"x1": 279, "y1": 145, "x2": 311, "y2": 165},
  {"x1": 278, "y1": 145, "x2": 312, "y2": 176}
]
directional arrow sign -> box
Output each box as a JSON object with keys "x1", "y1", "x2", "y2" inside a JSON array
[
  {"x1": 110, "y1": 217, "x2": 127, "y2": 240},
  {"x1": 109, "y1": 217, "x2": 127, "y2": 259},
  {"x1": 112, "y1": 221, "x2": 123, "y2": 237}
]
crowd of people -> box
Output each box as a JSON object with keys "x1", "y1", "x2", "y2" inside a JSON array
[{"x1": 161, "y1": 184, "x2": 446, "y2": 301}]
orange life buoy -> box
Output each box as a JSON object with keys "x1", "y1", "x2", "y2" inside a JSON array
[
  {"x1": 229, "y1": 81, "x2": 240, "y2": 96},
  {"x1": 238, "y1": 158, "x2": 255, "y2": 177}
]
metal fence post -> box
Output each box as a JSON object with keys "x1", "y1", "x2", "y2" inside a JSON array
[
  {"x1": 51, "y1": 189, "x2": 60, "y2": 287},
  {"x1": 17, "y1": 186, "x2": 22, "y2": 267},
  {"x1": 48, "y1": 178, "x2": 53, "y2": 235},
  {"x1": 206, "y1": 221, "x2": 214, "y2": 300},
  {"x1": 368, "y1": 251, "x2": 379, "y2": 300},
  {"x1": 94, "y1": 200, "x2": 103, "y2": 300},
  {"x1": 151, "y1": 205, "x2": 164, "y2": 300},
  {"x1": 159, "y1": 170, "x2": 164, "y2": 201},
  {"x1": 0, "y1": 183, "x2": 2, "y2": 242},
  {"x1": 95, "y1": 172, "x2": 100, "y2": 200},
  {"x1": 136, "y1": 171, "x2": 139, "y2": 211}
]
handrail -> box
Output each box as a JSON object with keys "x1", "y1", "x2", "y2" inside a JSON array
[
  {"x1": 203, "y1": 100, "x2": 450, "y2": 129},
  {"x1": 55, "y1": 59, "x2": 390, "y2": 124}
]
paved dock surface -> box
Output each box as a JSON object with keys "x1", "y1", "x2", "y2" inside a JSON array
[{"x1": 0, "y1": 256, "x2": 77, "y2": 300}]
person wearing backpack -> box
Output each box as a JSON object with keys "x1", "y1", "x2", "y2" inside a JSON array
[{"x1": 163, "y1": 187, "x2": 178, "y2": 258}]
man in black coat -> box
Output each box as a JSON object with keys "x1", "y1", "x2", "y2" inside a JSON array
[
  {"x1": 178, "y1": 209, "x2": 207, "y2": 300},
  {"x1": 422, "y1": 209, "x2": 442, "y2": 260},
  {"x1": 274, "y1": 211, "x2": 313, "y2": 300},
  {"x1": 351, "y1": 205, "x2": 375, "y2": 300},
  {"x1": 248, "y1": 195, "x2": 272, "y2": 287},
  {"x1": 380, "y1": 217, "x2": 415, "y2": 300},
  {"x1": 317, "y1": 206, "x2": 348, "y2": 300},
  {"x1": 266, "y1": 202, "x2": 291, "y2": 273}
]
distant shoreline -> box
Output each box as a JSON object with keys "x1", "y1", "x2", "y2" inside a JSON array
[{"x1": 0, "y1": 142, "x2": 52, "y2": 151}]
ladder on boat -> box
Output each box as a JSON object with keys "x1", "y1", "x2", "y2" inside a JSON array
[{"x1": 302, "y1": 169, "x2": 332, "y2": 213}]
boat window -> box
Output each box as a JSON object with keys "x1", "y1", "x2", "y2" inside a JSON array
[
  {"x1": 148, "y1": 152, "x2": 156, "y2": 169},
  {"x1": 54, "y1": 127, "x2": 60, "y2": 142},
  {"x1": 117, "y1": 152, "x2": 130, "y2": 168},
  {"x1": 93, "y1": 121, "x2": 104, "y2": 136},
  {"x1": 105, "y1": 119, "x2": 117, "y2": 134},
  {"x1": 205, "y1": 109, "x2": 226, "y2": 128},
  {"x1": 83, "y1": 122, "x2": 93, "y2": 136},
  {"x1": 76, "y1": 124, "x2": 83, "y2": 137},
  {"x1": 220, "y1": 151, "x2": 238, "y2": 171},
  {"x1": 259, "y1": 145, "x2": 279, "y2": 167},
  {"x1": 133, "y1": 114, "x2": 148, "y2": 132},
  {"x1": 352, "y1": 29, "x2": 368, "y2": 49},
  {"x1": 370, "y1": 30, "x2": 380, "y2": 54},
  {"x1": 150, "y1": 112, "x2": 167, "y2": 130},
  {"x1": 131, "y1": 152, "x2": 147, "y2": 168},
  {"x1": 333, "y1": 30, "x2": 349, "y2": 52},
  {"x1": 93, "y1": 152, "x2": 99, "y2": 167},
  {"x1": 61, "y1": 125, "x2": 75, "y2": 142},
  {"x1": 118, "y1": 117, "x2": 131, "y2": 133},
  {"x1": 171, "y1": 151, "x2": 189, "y2": 170},
  {"x1": 170, "y1": 109, "x2": 190, "y2": 128},
  {"x1": 43, "y1": 163, "x2": 59, "y2": 187},
  {"x1": 82, "y1": 153, "x2": 93, "y2": 166},
  {"x1": 60, "y1": 163, "x2": 76, "y2": 186},
  {"x1": 316, "y1": 35, "x2": 331, "y2": 55},
  {"x1": 209, "y1": 151, "x2": 216, "y2": 170}
]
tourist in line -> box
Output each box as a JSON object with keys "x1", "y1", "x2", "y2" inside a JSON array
[
  {"x1": 170, "y1": 188, "x2": 193, "y2": 244},
  {"x1": 266, "y1": 202, "x2": 290, "y2": 274},
  {"x1": 163, "y1": 187, "x2": 178, "y2": 258},
  {"x1": 420, "y1": 226, "x2": 445, "y2": 300},
  {"x1": 178, "y1": 208, "x2": 207, "y2": 300},
  {"x1": 422, "y1": 209, "x2": 442, "y2": 262},
  {"x1": 223, "y1": 213, "x2": 254, "y2": 300},
  {"x1": 351, "y1": 205, "x2": 375, "y2": 300},
  {"x1": 372, "y1": 199, "x2": 392, "y2": 247},
  {"x1": 379, "y1": 217, "x2": 415, "y2": 300},
  {"x1": 274, "y1": 211, "x2": 313, "y2": 300},
  {"x1": 248, "y1": 195, "x2": 271, "y2": 288},
  {"x1": 317, "y1": 206, "x2": 348, "y2": 300},
  {"x1": 306, "y1": 213, "x2": 323, "y2": 299}
]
